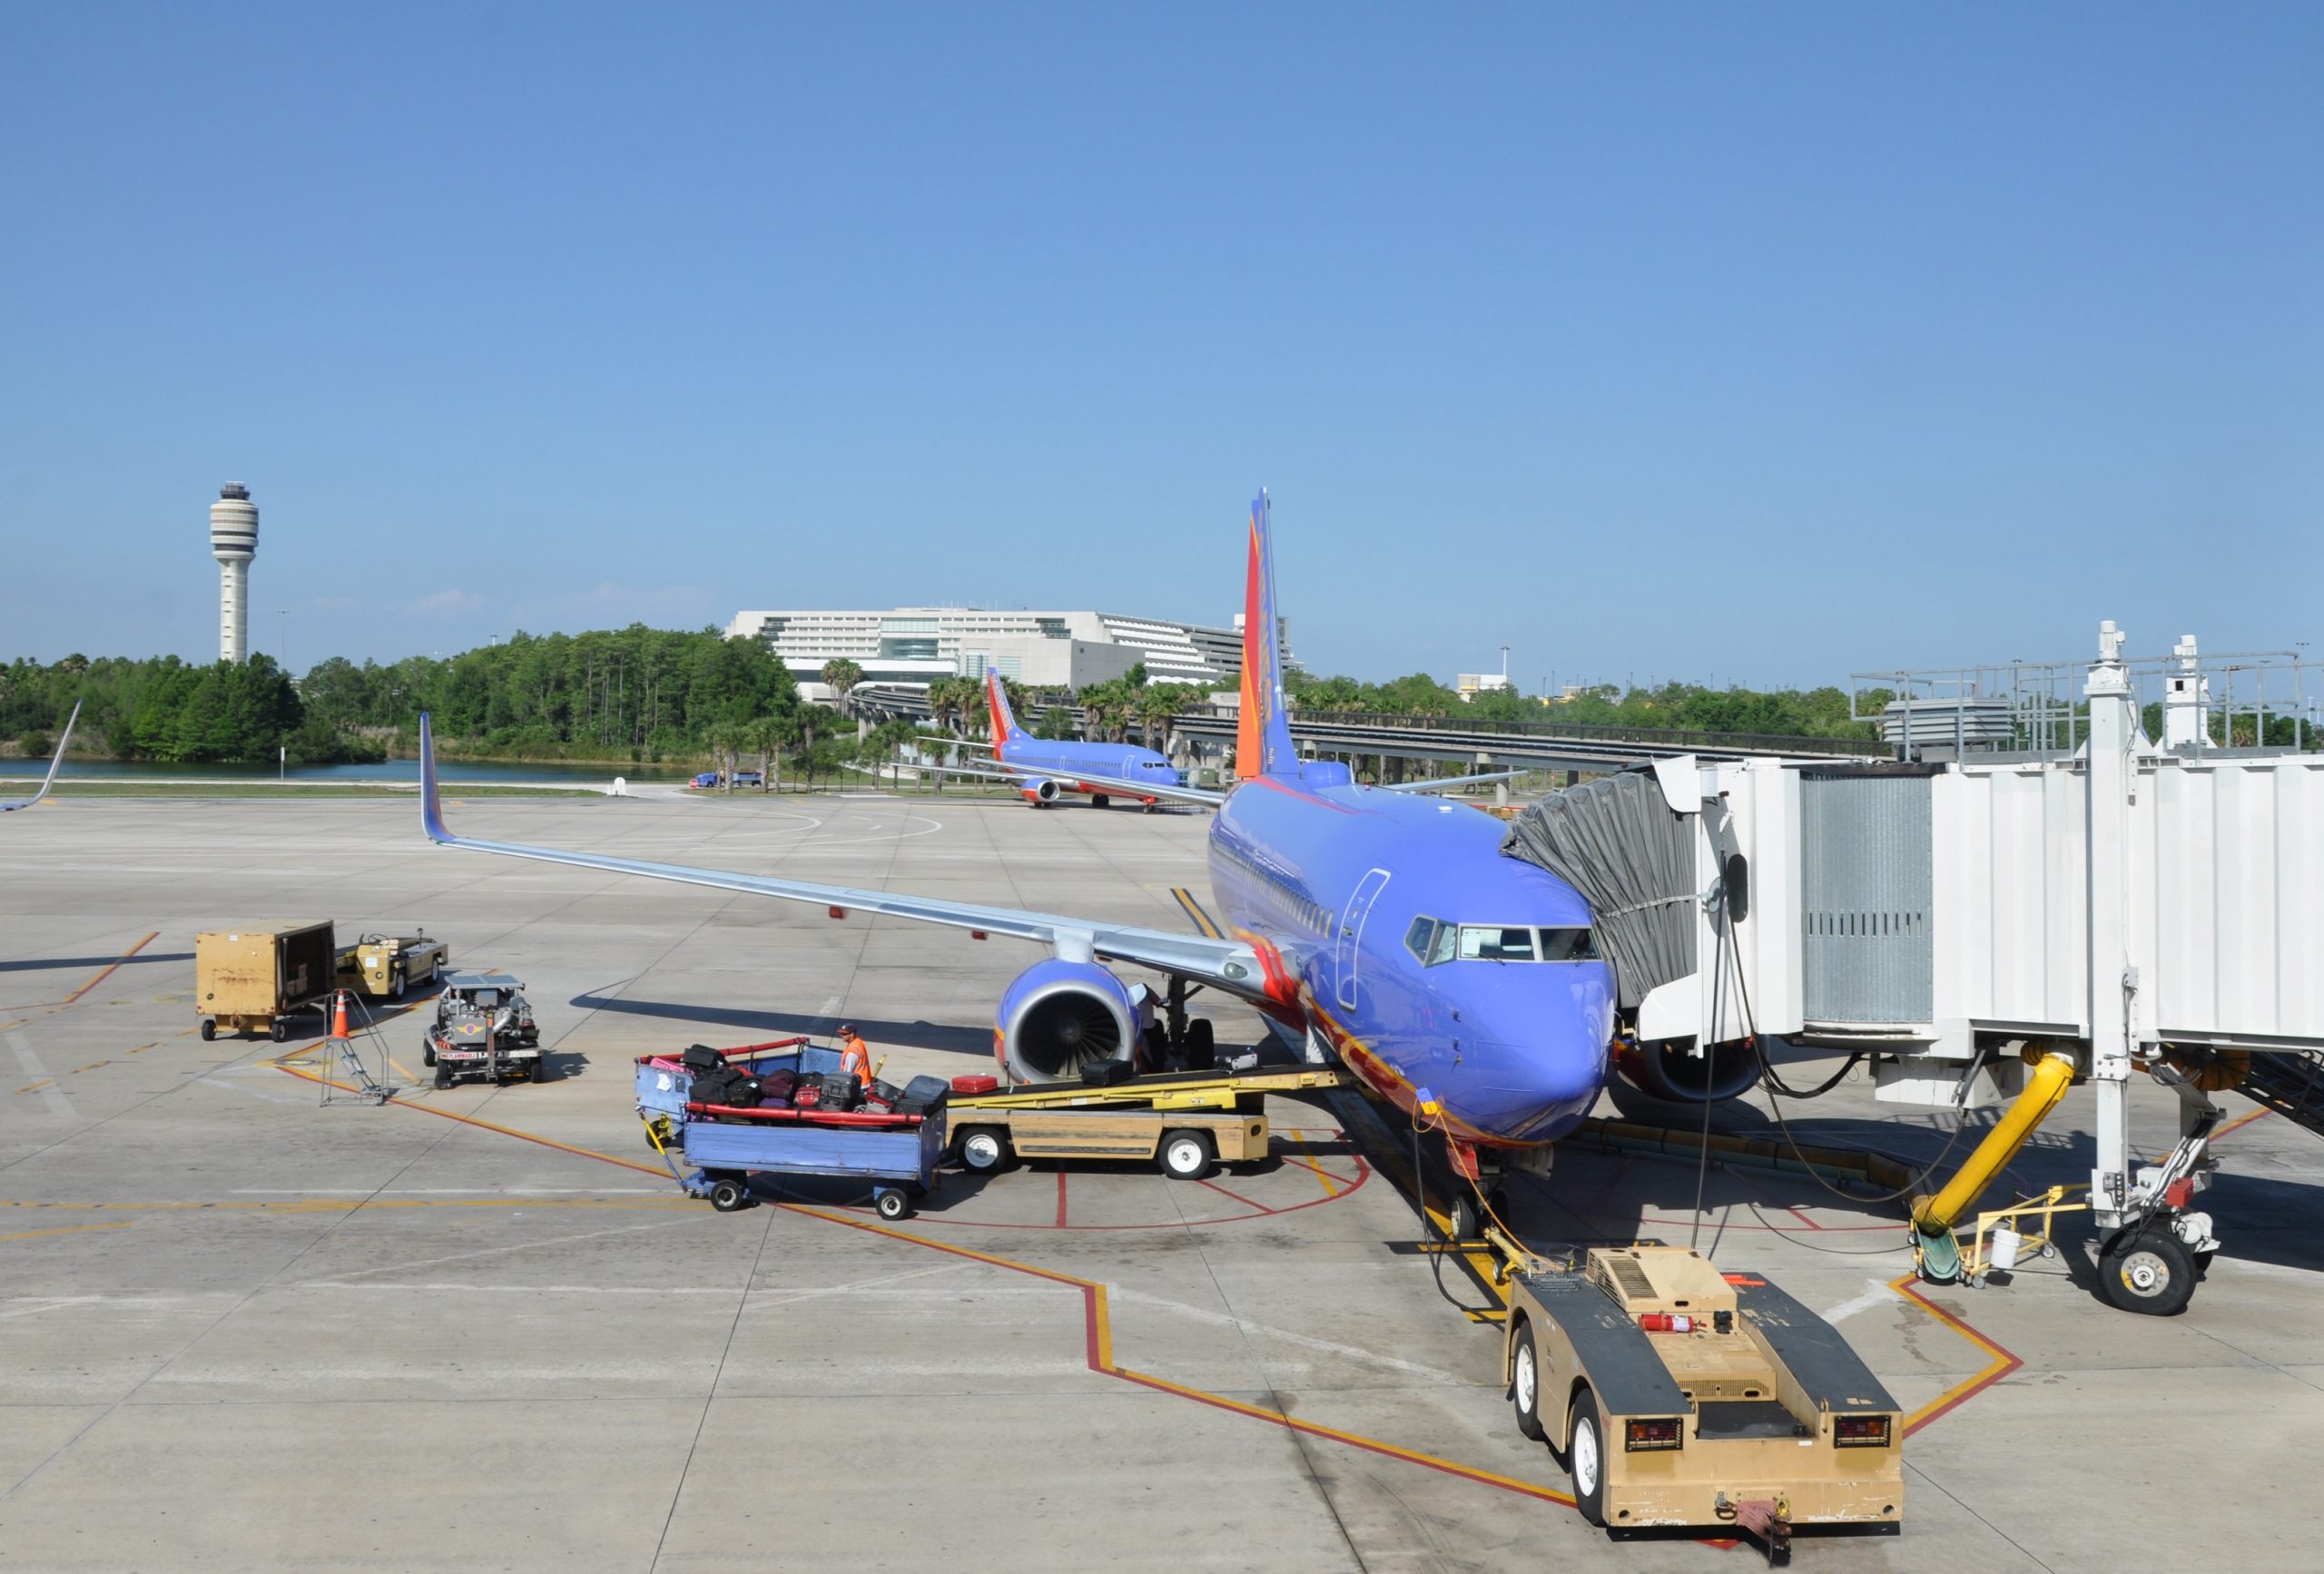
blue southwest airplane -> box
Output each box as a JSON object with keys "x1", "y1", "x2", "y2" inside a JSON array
[
  {"x1": 419, "y1": 496, "x2": 1615, "y2": 1201},
  {"x1": 911, "y1": 673, "x2": 1187, "y2": 810},
  {"x1": 1, "y1": 700, "x2": 80, "y2": 812}
]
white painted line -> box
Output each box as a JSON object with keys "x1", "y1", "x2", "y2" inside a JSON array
[
  {"x1": 301, "y1": 1222, "x2": 668, "y2": 1284},
  {"x1": 7, "y1": 1029, "x2": 76, "y2": 1119},
  {"x1": 1108, "y1": 1286, "x2": 1469, "y2": 1385},
  {"x1": 1821, "y1": 1279, "x2": 1898, "y2": 1325},
  {"x1": 198, "y1": 1076, "x2": 303, "y2": 1107}
]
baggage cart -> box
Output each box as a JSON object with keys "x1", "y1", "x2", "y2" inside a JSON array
[
  {"x1": 637, "y1": 1039, "x2": 945, "y2": 1220},
  {"x1": 340, "y1": 931, "x2": 450, "y2": 999},
  {"x1": 195, "y1": 921, "x2": 338, "y2": 1041}
]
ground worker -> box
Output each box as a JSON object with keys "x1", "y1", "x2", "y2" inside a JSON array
[{"x1": 837, "y1": 1025, "x2": 873, "y2": 1089}]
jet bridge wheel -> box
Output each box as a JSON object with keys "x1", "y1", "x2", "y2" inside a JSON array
[{"x1": 2102, "y1": 1225, "x2": 2197, "y2": 1315}]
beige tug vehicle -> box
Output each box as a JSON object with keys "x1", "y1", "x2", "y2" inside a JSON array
[
  {"x1": 1503, "y1": 1244, "x2": 1903, "y2": 1559},
  {"x1": 340, "y1": 931, "x2": 450, "y2": 999}
]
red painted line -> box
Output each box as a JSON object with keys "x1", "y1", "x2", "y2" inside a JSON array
[
  {"x1": 1196, "y1": 1177, "x2": 1271, "y2": 1214},
  {"x1": 914, "y1": 1157, "x2": 1372, "y2": 1232},
  {"x1": 1055, "y1": 1169, "x2": 1068, "y2": 1228},
  {"x1": 55, "y1": 932, "x2": 160, "y2": 1008}
]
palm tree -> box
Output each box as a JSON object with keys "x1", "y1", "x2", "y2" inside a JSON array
[
  {"x1": 743, "y1": 714, "x2": 794, "y2": 792},
  {"x1": 703, "y1": 721, "x2": 743, "y2": 794},
  {"x1": 1136, "y1": 684, "x2": 1187, "y2": 751},
  {"x1": 820, "y1": 658, "x2": 864, "y2": 717},
  {"x1": 796, "y1": 703, "x2": 837, "y2": 790}
]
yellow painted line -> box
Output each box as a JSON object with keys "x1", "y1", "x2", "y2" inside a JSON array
[
  {"x1": 387, "y1": 1057, "x2": 418, "y2": 1082},
  {"x1": 15, "y1": 1080, "x2": 54, "y2": 1096},
  {"x1": 2214, "y1": 1106, "x2": 2272, "y2": 1141},
  {"x1": 1285, "y1": 1139, "x2": 1342, "y2": 1198},
  {"x1": 0, "y1": 1222, "x2": 134, "y2": 1244},
  {"x1": 1889, "y1": 1274, "x2": 2022, "y2": 1434},
  {"x1": 56, "y1": 932, "x2": 161, "y2": 1008},
  {"x1": 72, "y1": 1060, "x2": 109, "y2": 1075},
  {"x1": 1169, "y1": 886, "x2": 1225, "y2": 939}
]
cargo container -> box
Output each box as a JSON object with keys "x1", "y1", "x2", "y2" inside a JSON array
[{"x1": 195, "y1": 921, "x2": 338, "y2": 1041}]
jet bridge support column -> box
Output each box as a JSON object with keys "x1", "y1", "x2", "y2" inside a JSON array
[{"x1": 2085, "y1": 622, "x2": 2138, "y2": 1233}]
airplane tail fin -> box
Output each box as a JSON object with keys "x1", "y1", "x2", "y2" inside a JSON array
[
  {"x1": 985, "y1": 670, "x2": 1019, "y2": 754},
  {"x1": 1235, "y1": 491, "x2": 1299, "y2": 781}
]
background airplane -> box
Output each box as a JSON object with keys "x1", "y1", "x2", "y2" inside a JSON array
[
  {"x1": 1, "y1": 700, "x2": 80, "y2": 812},
  {"x1": 888, "y1": 673, "x2": 1187, "y2": 810},
  {"x1": 419, "y1": 494, "x2": 1620, "y2": 1215}
]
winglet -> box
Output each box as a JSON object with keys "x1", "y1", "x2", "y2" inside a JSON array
[
  {"x1": 986, "y1": 670, "x2": 1019, "y2": 755},
  {"x1": 1235, "y1": 492, "x2": 1298, "y2": 780},
  {"x1": 419, "y1": 712, "x2": 451, "y2": 843},
  {"x1": 2, "y1": 699, "x2": 78, "y2": 812}
]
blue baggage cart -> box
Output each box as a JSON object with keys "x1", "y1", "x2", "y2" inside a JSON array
[
  {"x1": 637, "y1": 1039, "x2": 946, "y2": 1220},
  {"x1": 634, "y1": 1038, "x2": 838, "y2": 1147}
]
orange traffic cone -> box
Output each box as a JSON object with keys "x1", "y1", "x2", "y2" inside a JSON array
[{"x1": 330, "y1": 990, "x2": 350, "y2": 1040}]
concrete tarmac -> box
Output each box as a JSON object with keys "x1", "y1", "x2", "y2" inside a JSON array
[{"x1": 3, "y1": 792, "x2": 2320, "y2": 1570}]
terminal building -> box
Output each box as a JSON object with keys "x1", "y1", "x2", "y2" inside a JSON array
[{"x1": 724, "y1": 605, "x2": 1289, "y2": 698}]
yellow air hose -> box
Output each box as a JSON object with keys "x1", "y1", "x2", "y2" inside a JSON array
[{"x1": 1911, "y1": 1048, "x2": 2077, "y2": 1281}]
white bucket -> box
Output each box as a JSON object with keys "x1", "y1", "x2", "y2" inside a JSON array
[{"x1": 1988, "y1": 1225, "x2": 2023, "y2": 1273}]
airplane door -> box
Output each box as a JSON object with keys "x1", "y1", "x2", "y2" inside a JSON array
[{"x1": 1334, "y1": 869, "x2": 1392, "y2": 1012}]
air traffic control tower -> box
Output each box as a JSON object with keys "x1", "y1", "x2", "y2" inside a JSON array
[{"x1": 210, "y1": 482, "x2": 258, "y2": 663}]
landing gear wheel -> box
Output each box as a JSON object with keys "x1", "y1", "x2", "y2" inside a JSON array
[
  {"x1": 709, "y1": 1178, "x2": 750, "y2": 1213},
  {"x1": 2102, "y1": 1226, "x2": 2196, "y2": 1315},
  {"x1": 1569, "y1": 1384, "x2": 1607, "y2": 1527},
  {"x1": 1452, "y1": 1193, "x2": 1483, "y2": 1242},
  {"x1": 199, "y1": 1018, "x2": 216, "y2": 1042},
  {"x1": 1092, "y1": 794, "x2": 1110, "y2": 809},
  {"x1": 1142, "y1": 1024, "x2": 1170, "y2": 1072},
  {"x1": 958, "y1": 1128, "x2": 1011, "y2": 1175},
  {"x1": 1511, "y1": 1319, "x2": 1546, "y2": 1441},
  {"x1": 1185, "y1": 1018, "x2": 1216, "y2": 1071},
  {"x1": 873, "y1": 1187, "x2": 911, "y2": 1222},
  {"x1": 1160, "y1": 1131, "x2": 1215, "y2": 1181},
  {"x1": 1487, "y1": 1186, "x2": 1511, "y2": 1225},
  {"x1": 270, "y1": 1018, "x2": 289, "y2": 1043}
]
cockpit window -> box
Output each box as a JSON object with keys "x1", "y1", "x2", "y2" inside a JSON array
[
  {"x1": 1458, "y1": 925, "x2": 1538, "y2": 962},
  {"x1": 1540, "y1": 927, "x2": 1599, "y2": 961},
  {"x1": 1404, "y1": 916, "x2": 1437, "y2": 962},
  {"x1": 1453, "y1": 925, "x2": 1599, "y2": 963}
]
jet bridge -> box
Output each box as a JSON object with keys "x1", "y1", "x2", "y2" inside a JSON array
[{"x1": 1505, "y1": 623, "x2": 2324, "y2": 1313}]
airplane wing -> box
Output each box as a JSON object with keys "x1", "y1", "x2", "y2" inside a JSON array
[
  {"x1": 0, "y1": 700, "x2": 80, "y2": 812},
  {"x1": 421, "y1": 714, "x2": 1265, "y2": 995},
  {"x1": 859, "y1": 755, "x2": 1225, "y2": 809},
  {"x1": 1378, "y1": 768, "x2": 1527, "y2": 795}
]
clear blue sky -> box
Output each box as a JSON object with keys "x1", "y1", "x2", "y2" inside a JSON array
[{"x1": 4, "y1": 4, "x2": 2318, "y2": 688}]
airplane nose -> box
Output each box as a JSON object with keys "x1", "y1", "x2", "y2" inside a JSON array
[{"x1": 1469, "y1": 966, "x2": 1615, "y2": 1138}]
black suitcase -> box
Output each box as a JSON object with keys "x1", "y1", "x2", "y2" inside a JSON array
[
  {"x1": 681, "y1": 1044, "x2": 724, "y2": 1074},
  {"x1": 893, "y1": 1074, "x2": 950, "y2": 1116},
  {"x1": 1080, "y1": 1058, "x2": 1136, "y2": 1087},
  {"x1": 817, "y1": 1071, "x2": 861, "y2": 1112}
]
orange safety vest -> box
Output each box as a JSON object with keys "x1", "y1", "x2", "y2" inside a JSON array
[{"x1": 839, "y1": 1034, "x2": 873, "y2": 1087}]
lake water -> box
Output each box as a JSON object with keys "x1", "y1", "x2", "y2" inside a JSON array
[{"x1": 0, "y1": 758, "x2": 697, "y2": 784}]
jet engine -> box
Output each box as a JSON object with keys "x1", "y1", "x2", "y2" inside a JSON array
[
  {"x1": 994, "y1": 959, "x2": 1150, "y2": 1081},
  {"x1": 1614, "y1": 1036, "x2": 1760, "y2": 1105},
  {"x1": 1019, "y1": 778, "x2": 1060, "y2": 806}
]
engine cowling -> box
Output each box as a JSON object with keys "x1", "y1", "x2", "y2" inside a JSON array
[
  {"x1": 995, "y1": 959, "x2": 1147, "y2": 1081},
  {"x1": 1019, "y1": 778, "x2": 1060, "y2": 806},
  {"x1": 1614, "y1": 1037, "x2": 1761, "y2": 1105}
]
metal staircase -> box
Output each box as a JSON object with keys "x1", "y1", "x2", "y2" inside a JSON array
[{"x1": 2239, "y1": 1051, "x2": 2324, "y2": 1139}]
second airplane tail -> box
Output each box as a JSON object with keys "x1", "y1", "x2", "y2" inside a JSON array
[
  {"x1": 986, "y1": 669, "x2": 1021, "y2": 754},
  {"x1": 1236, "y1": 492, "x2": 1300, "y2": 781}
]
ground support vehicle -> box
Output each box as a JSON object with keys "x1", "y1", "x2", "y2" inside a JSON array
[
  {"x1": 634, "y1": 1038, "x2": 820, "y2": 1149},
  {"x1": 422, "y1": 969, "x2": 544, "y2": 1087},
  {"x1": 195, "y1": 921, "x2": 338, "y2": 1041},
  {"x1": 946, "y1": 1065, "x2": 1350, "y2": 1179},
  {"x1": 1502, "y1": 1245, "x2": 1903, "y2": 1555},
  {"x1": 340, "y1": 931, "x2": 449, "y2": 999}
]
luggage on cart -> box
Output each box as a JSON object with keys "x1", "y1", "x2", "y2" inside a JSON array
[
  {"x1": 694, "y1": 1065, "x2": 763, "y2": 1108},
  {"x1": 757, "y1": 1068, "x2": 798, "y2": 1107},
  {"x1": 893, "y1": 1076, "x2": 950, "y2": 1117},
  {"x1": 816, "y1": 1071, "x2": 861, "y2": 1112},
  {"x1": 681, "y1": 1044, "x2": 725, "y2": 1074},
  {"x1": 1081, "y1": 1059, "x2": 1136, "y2": 1087}
]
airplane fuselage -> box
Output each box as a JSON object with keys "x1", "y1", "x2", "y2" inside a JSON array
[
  {"x1": 1208, "y1": 769, "x2": 1613, "y2": 1149},
  {"x1": 998, "y1": 734, "x2": 1185, "y2": 800}
]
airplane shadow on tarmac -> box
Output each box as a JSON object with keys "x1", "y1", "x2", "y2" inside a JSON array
[
  {"x1": 570, "y1": 989, "x2": 991, "y2": 1060},
  {"x1": 0, "y1": 950, "x2": 194, "y2": 973}
]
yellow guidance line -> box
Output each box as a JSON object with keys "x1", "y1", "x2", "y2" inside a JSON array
[
  {"x1": 0, "y1": 1221, "x2": 135, "y2": 1244},
  {"x1": 1170, "y1": 886, "x2": 1225, "y2": 939}
]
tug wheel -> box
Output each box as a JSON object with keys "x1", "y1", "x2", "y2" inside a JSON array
[
  {"x1": 1511, "y1": 1317, "x2": 1546, "y2": 1442},
  {"x1": 1569, "y1": 1384, "x2": 1607, "y2": 1527},
  {"x1": 709, "y1": 1178, "x2": 750, "y2": 1213}
]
